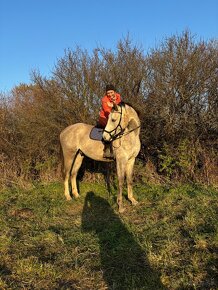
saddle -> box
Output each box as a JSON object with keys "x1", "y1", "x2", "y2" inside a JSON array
[{"x1": 89, "y1": 127, "x2": 104, "y2": 141}]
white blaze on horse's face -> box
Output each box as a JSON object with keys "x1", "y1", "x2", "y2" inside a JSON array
[{"x1": 103, "y1": 105, "x2": 122, "y2": 142}]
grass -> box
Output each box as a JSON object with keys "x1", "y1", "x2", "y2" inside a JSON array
[{"x1": 0, "y1": 181, "x2": 217, "y2": 289}]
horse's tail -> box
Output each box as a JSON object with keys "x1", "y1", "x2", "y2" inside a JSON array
[{"x1": 58, "y1": 141, "x2": 65, "y2": 179}]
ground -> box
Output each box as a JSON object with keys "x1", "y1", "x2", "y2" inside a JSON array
[{"x1": 0, "y1": 181, "x2": 217, "y2": 289}]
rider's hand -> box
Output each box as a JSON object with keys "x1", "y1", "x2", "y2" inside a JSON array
[{"x1": 107, "y1": 101, "x2": 114, "y2": 107}]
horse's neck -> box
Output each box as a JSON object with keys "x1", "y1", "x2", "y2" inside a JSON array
[{"x1": 126, "y1": 106, "x2": 140, "y2": 134}]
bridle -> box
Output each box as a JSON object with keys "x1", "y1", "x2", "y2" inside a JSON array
[
  {"x1": 103, "y1": 105, "x2": 125, "y2": 141},
  {"x1": 103, "y1": 104, "x2": 141, "y2": 141}
]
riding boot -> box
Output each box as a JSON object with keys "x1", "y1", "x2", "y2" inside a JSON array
[{"x1": 103, "y1": 141, "x2": 113, "y2": 158}]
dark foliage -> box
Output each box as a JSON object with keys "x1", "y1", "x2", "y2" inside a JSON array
[{"x1": 0, "y1": 31, "x2": 217, "y2": 186}]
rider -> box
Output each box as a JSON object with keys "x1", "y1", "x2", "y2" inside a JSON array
[
  {"x1": 98, "y1": 84, "x2": 122, "y2": 158},
  {"x1": 98, "y1": 84, "x2": 122, "y2": 128}
]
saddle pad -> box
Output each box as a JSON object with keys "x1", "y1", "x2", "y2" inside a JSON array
[{"x1": 89, "y1": 127, "x2": 104, "y2": 141}]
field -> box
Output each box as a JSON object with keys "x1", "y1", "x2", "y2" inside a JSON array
[{"x1": 0, "y1": 181, "x2": 217, "y2": 289}]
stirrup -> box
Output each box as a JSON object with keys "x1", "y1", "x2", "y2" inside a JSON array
[
  {"x1": 103, "y1": 150, "x2": 113, "y2": 158},
  {"x1": 103, "y1": 146, "x2": 113, "y2": 158}
]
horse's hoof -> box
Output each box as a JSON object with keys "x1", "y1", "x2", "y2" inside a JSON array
[
  {"x1": 66, "y1": 196, "x2": 72, "y2": 201},
  {"x1": 131, "y1": 200, "x2": 138, "y2": 206},
  {"x1": 119, "y1": 207, "x2": 125, "y2": 213}
]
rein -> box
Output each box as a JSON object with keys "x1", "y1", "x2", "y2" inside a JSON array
[
  {"x1": 120, "y1": 125, "x2": 141, "y2": 138},
  {"x1": 112, "y1": 124, "x2": 141, "y2": 141}
]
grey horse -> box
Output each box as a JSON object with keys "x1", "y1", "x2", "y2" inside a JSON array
[{"x1": 60, "y1": 103, "x2": 141, "y2": 212}]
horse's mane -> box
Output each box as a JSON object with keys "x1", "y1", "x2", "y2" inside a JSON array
[{"x1": 120, "y1": 101, "x2": 141, "y2": 118}]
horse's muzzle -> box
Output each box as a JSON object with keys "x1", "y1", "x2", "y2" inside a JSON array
[{"x1": 102, "y1": 131, "x2": 112, "y2": 142}]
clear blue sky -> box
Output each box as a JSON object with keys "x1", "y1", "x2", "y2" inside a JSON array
[{"x1": 0, "y1": 0, "x2": 217, "y2": 92}]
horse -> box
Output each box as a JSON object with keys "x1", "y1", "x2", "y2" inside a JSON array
[{"x1": 59, "y1": 102, "x2": 141, "y2": 213}]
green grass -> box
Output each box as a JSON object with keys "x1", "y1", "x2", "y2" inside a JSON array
[{"x1": 0, "y1": 181, "x2": 217, "y2": 289}]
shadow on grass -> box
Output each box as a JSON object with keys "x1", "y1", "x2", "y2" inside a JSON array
[{"x1": 82, "y1": 191, "x2": 167, "y2": 290}]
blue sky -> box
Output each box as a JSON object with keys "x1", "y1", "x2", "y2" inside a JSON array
[{"x1": 0, "y1": 0, "x2": 217, "y2": 92}]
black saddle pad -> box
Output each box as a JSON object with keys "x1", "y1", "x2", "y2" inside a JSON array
[{"x1": 90, "y1": 127, "x2": 103, "y2": 141}]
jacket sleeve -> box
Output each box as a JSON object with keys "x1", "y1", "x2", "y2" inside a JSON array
[{"x1": 102, "y1": 99, "x2": 111, "y2": 114}]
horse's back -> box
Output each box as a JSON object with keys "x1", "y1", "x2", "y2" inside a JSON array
[{"x1": 60, "y1": 123, "x2": 94, "y2": 149}]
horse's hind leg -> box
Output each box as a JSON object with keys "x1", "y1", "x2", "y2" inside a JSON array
[
  {"x1": 70, "y1": 152, "x2": 84, "y2": 198},
  {"x1": 126, "y1": 157, "x2": 138, "y2": 206},
  {"x1": 63, "y1": 151, "x2": 75, "y2": 201}
]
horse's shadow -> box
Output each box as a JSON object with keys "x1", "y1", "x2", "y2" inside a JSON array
[
  {"x1": 81, "y1": 192, "x2": 166, "y2": 290},
  {"x1": 77, "y1": 158, "x2": 116, "y2": 195}
]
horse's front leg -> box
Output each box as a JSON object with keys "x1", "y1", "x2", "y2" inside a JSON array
[
  {"x1": 126, "y1": 157, "x2": 138, "y2": 206},
  {"x1": 116, "y1": 158, "x2": 126, "y2": 213}
]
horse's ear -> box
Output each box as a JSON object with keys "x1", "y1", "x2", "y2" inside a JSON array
[{"x1": 113, "y1": 103, "x2": 118, "y2": 111}]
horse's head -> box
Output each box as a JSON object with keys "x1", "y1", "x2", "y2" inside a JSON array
[{"x1": 102, "y1": 103, "x2": 125, "y2": 142}]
